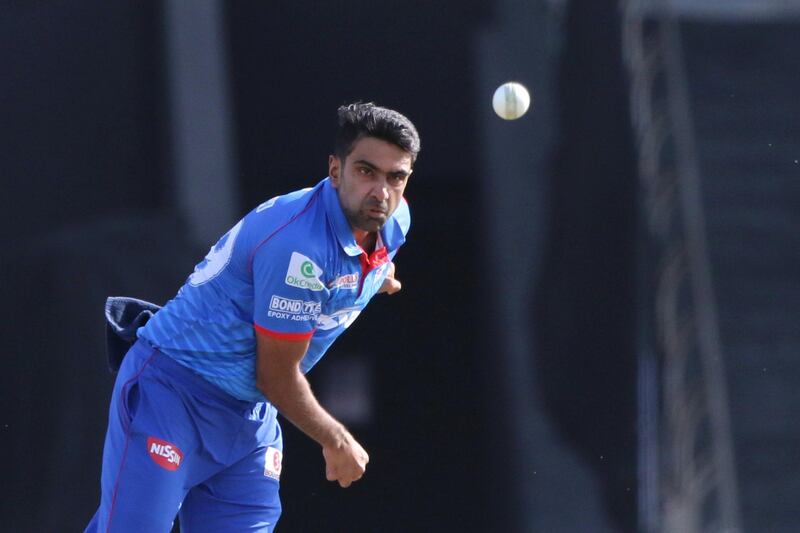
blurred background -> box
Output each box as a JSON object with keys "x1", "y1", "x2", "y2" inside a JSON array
[{"x1": 1, "y1": 1, "x2": 798, "y2": 531}]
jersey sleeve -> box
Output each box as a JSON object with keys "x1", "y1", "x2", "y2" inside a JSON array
[
  {"x1": 384, "y1": 196, "x2": 411, "y2": 262},
  {"x1": 251, "y1": 238, "x2": 326, "y2": 341}
]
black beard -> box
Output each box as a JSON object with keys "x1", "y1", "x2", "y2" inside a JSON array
[{"x1": 344, "y1": 205, "x2": 385, "y2": 233}]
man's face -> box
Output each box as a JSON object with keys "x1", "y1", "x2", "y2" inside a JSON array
[{"x1": 329, "y1": 136, "x2": 413, "y2": 235}]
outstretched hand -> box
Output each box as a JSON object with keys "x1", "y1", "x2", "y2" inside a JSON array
[{"x1": 378, "y1": 262, "x2": 401, "y2": 295}]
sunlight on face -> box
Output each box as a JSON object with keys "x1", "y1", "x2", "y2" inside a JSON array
[{"x1": 329, "y1": 137, "x2": 413, "y2": 236}]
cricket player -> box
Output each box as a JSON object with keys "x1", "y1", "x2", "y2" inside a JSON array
[{"x1": 85, "y1": 102, "x2": 420, "y2": 532}]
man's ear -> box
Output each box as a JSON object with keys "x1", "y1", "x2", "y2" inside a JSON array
[{"x1": 328, "y1": 155, "x2": 341, "y2": 187}]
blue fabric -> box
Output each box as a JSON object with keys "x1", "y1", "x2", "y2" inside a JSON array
[
  {"x1": 138, "y1": 177, "x2": 410, "y2": 401},
  {"x1": 85, "y1": 339, "x2": 282, "y2": 532}
]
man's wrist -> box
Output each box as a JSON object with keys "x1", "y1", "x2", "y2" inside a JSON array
[{"x1": 321, "y1": 424, "x2": 350, "y2": 450}]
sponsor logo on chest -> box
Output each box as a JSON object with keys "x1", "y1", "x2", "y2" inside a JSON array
[
  {"x1": 285, "y1": 252, "x2": 324, "y2": 291},
  {"x1": 147, "y1": 436, "x2": 184, "y2": 471},
  {"x1": 328, "y1": 272, "x2": 359, "y2": 290}
]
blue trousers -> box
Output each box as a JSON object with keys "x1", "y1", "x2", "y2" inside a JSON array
[{"x1": 86, "y1": 340, "x2": 283, "y2": 532}]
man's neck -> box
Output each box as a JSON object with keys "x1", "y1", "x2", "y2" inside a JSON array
[{"x1": 355, "y1": 230, "x2": 377, "y2": 254}]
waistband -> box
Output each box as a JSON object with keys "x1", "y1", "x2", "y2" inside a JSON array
[{"x1": 129, "y1": 338, "x2": 267, "y2": 411}]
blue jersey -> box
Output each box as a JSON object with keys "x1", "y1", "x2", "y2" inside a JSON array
[{"x1": 139, "y1": 177, "x2": 410, "y2": 402}]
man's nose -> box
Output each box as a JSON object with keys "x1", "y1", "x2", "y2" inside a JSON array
[{"x1": 372, "y1": 179, "x2": 390, "y2": 201}]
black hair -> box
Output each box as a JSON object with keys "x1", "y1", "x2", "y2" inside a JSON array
[{"x1": 334, "y1": 102, "x2": 421, "y2": 163}]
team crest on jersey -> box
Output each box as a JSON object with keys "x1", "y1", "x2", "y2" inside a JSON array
[
  {"x1": 285, "y1": 252, "x2": 324, "y2": 291},
  {"x1": 147, "y1": 436, "x2": 184, "y2": 471},
  {"x1": 264, "y1": 446, "x2": 283, "y2": 480},
  {"x1": 328, "y1": 273, "x2": 359, "y2": 290}
]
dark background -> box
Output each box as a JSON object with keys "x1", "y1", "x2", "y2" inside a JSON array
[{"x1": 2, "y1": 1, "x2": 798, "y2": 532}]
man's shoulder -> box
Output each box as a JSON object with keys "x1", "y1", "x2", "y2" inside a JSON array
[
  {"x1": 243, "y1": 183, "x2": 334, "y2": 262},
  {"x1": 251, "y1": 184, "x2": 323, "y2": 223},
  {"x1": 393, "y1": 197, "x2": 411, "y2": 235},
  {"x1": 379, "y1": 197, "x2": 411, "y2": 253},
  {"x1": 244, "y1": 183, "x2": 325, "y2": 236}
]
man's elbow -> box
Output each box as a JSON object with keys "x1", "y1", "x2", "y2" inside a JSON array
[
  {"x1": 256, "y1": 365, "x2": 297, "y2": 407},
  {"x1": 256, "y1": 371, "x2": 277, "y2": 403}
]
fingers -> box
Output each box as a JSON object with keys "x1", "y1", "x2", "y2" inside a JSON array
[
  {"x1": 322, "y1": 433, "x2": 369, "y2": 488},
  {"x1": 338, "y1": 466, "x2": 365, "y2": 488},
  {"x1": 378, "y1": 262, "x2": 402, "y2": 295},
  {"x1": 330, "y1": 469, "x2": 361, "y2": 488},
  {"x1": 338, "y1": 466, "x2": 364, "y2": 487},
  {"x1": 383, "y1": 278, "x2": 402, "y2": 294},
  {"x1": 337, "y1": 479, "x2": 352, "y2": 488},
  {"x1": 330, "y1": 458, "x2": 367, "y2": 488},
  {"x1": 324, "y1": 447, "x2": 368, "y2": 488}
]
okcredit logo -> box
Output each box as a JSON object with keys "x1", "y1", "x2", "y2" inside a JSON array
[{"x1": 285, "y1": 252, "x2": 324, "y2": 291}]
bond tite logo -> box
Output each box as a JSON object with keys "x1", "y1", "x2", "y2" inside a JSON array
[
  {"x1": 264, "y1": 446, "x2": 283, "y2": 480},
  {"x1": 147, "y1": 436, "x2": 184, "y2": 471}
]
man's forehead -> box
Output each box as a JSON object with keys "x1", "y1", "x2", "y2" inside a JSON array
[{"x1": 347, "y1": 137, "x2": 413, "y2": 171}]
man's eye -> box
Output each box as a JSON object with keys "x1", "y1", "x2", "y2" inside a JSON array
[{"x1": 358, "y1": 167, "x2": 372, "y2": 175}]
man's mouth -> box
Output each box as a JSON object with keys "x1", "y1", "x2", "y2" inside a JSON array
[{"x1": 366, "y1": 204, "x2": 388, "y2": 217}]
